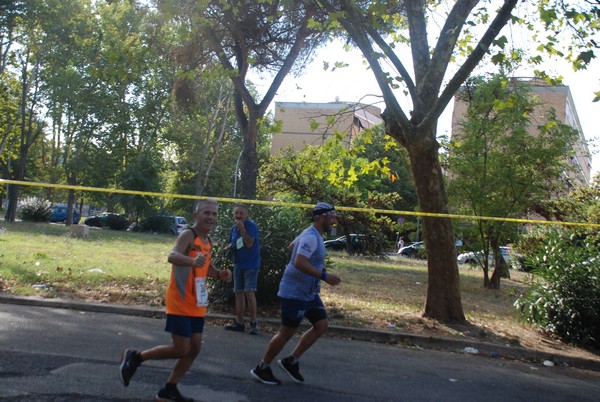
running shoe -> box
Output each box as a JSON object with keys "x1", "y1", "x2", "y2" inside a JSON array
[
  {"x1": 155, "y1": 385, "x2": 193, "y2": 402},
  {"x1": 278, "y1": 356, "x2": 304, "y2": 383},
  {"x1": 224, "y1": 320, "x2": 245, "y2": 332},
  {"x1": 249, "y1": 321, "x2": 259, "y2": 335},
  {"x1": 119, "y1": 349, "x2": 140, "y2": 387},
  {"x1": 250, "y1": 364, "x2": 281, "y2": 385}
]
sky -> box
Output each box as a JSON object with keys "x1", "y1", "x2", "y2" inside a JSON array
[{"x1": 253, "y1": 41, "x2": 600, "y2": 179}]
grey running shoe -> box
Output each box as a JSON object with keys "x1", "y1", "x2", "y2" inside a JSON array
[
  {"x1": 155, "y1": 385, "x2": 193, "y2": 402},
  {"x1": 119, "y1": 349, "x2": 140, "y2": 387},
  {"x1": 224, "y1": 320, "x2": 245, "y2": 332},
  {"x1": 278, "y1": 356, "x2": 304, "y2": 383},
  {"x1": 250, "y1": 364, "x2": 281, "y2": 385},
  {"x1": 249, "y1": 321, "x2": 259, "y2": 335}
]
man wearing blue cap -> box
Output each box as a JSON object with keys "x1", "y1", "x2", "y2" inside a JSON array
[{"x1": 250, "y1": 202, "x2": 342, "y2": 385}]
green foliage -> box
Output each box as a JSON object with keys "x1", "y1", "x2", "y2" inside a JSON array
[
  {"x1": 515, "y1": 229, "x2": 600, "y2": 348},
  {"x1": 535, "y1": 1, "x2": 600, "y2": 72},
  {"x1": 512, "y1": 227, "x2": 553, "y2": 272},
  {"x1": 115, "y1": 150, "x2": 165, "y2": 220},
  {"x1": 446, "y1": 74, "x2": 579, "y2": 287},
  {"x1": 208, "y1": 204, "x2": 307, "y2": 305},
  {"x1": 544, "y1": 173, "x2": 600, "y2": 246},
  {"x1": 17, "y1": 197, "x2": 52, "y2": 222},
  {"x1": 259, "y1": 124, "x2": 412, "y2": 254},
  {"x1": 166, "y1": 73, "x2": 237, "y2": 202}
]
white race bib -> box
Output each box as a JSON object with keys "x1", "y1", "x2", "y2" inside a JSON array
[
  {"x1": 195, "y1": 277, "x2": 208, "y2": 306},
  {"x1": 236, "y1": 236, "x2": 244, "y2": 249}
]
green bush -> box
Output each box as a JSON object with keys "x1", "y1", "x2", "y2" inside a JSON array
[
  {"x1": 512, "y1": 227, "x2": 552, "y2": 271},
  {"x1": 208, "y1": 204, "x2": 309, "y2": 305},
  {"x1": 514, "y1": 229, "x2": 600, "y2": 348},
  {"x1": 17, "y1": 197, "x2": 52, "y2": 222}
]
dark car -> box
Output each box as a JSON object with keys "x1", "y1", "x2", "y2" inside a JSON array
[
  {"x1": 324, "y1": 234, "x2": 365, "y2": 251},
  {"x1": 50, "y1": 205, "x2": 80, "y2": 224},
  {"x1": 398, "y1": 241, "x2": 425, "y2": 258},
  {"x1": 84, "y1": 212, "x2": 128, "y2": 230},
  {"x1": 130, "y1": 215, "x2": 188, "y2": 235}
]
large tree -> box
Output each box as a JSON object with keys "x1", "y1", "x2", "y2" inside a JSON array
[
  {"x1": 160, "y1": 0, "x2": 329, "y2": 199},
  {"x1": 316, "y1": 1, "x2": 597, "y2": 322},
  {"x1": 446, "y1": 74, "x2": 579, "y2": 289},
  {"x1": 166, "y1": 73, "x2": 237, "y2": 212},
  {"x1": 313, "y1": 0, "x2": 522, "y2": 322},
  {"x1": 3, "y1": 0, "x2": 47, "y2": 222}
]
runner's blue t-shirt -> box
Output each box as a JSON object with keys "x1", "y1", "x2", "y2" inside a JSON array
[
  {"x1": 229, "y1": 219, "x2": 260, "y2": 270},
  {"x1": 278, "y1": 225, "x2": 326, "y2": 301}
]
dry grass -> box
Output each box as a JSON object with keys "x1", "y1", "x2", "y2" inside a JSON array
[{"x1": 319, "y1": 253, "x2": 599, "y2": 361}]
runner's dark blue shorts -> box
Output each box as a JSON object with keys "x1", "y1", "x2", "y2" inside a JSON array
[
  {"x1": 280, "y1": 296, "x2": 327, "y2": 328},
  {"x1": 165, "y1": 314, "x2": 205, "y2": 337}
]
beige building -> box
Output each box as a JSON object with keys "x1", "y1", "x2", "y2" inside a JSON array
[
  {"x1": 271, "y1": 101, "x2": 382, "y2": 156},
  {"x1": 451, "y1": 77, "x2": 591, "y2": 187}
]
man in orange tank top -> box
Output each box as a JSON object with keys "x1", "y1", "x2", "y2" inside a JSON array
[{"x1": 119, "y1": 198, "x2": 232, "y2": 402}]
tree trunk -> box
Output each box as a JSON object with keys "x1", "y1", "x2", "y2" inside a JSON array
[
  {"x1": 66, "y1": 189, "x2": 76, "y2": 226},
  {"x1": 490, "y1": 253, "x2": 509, "y2": 289},
  {"x1": 4, "y1": 184, "x2": 19, "y2": 222},
  {"x1": 488, "y1": 239, "x2": 509, "y2": 289},
  {"x1": 489, "y1": 268, "x2": 501, "y2": 289},
  {"x1": 482, "y1": 265, "x2": 490, "y2": 288},
  {"x1": 5, "y1": 136, "x2": 29, "y2": 222},
  {"x1": 239, "y1": 118, "x2": 258, "y2": 199},
  {"x1": 405, "y1": 133, "x2": 466, "y2": 323},
  {"x1": 5, "y1": 48, "x2": 29, "y2": 223}
]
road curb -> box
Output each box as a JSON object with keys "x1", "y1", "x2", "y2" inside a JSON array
[{"x1": 1, "y1": 293, "x2": 599, "y2": 372}]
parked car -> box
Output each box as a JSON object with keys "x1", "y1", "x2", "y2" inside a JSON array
[
  {"x1": 84, "y1": 212, "x2": 128, "y2": 230},
  {"x1": 130, "y1": 215, "x2": 188, "y2": 235},
  {"x1": 398, "y1": 241, "x2": 425, "y2": 258},
  {"x1": 324, "y1": 234, "x2": 365, "y2": 251},
  {"x1": 457, "y1": 250, "x2": 484, "y2": 264},
  {"x1": 457, "y1": 246, "x2": 520, "y2": 265},
  {"x1": 50, "y1": 205, "x2": 80, "y2": 224}
]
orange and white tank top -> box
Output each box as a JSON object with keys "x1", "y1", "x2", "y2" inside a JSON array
[{"x1": 165, "y1": 231, "x2": 211, "y2": 317}]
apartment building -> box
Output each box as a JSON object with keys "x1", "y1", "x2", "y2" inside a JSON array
[
  {"x1": 271, "y1": 101, "x2": 382, "y2": 156},
  {"x1": 451, "y1": 77, "x2": 591, "y2": 187}
]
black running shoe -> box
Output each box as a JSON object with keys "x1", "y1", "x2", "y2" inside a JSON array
[
  {"x1": 224, "y1": 320, "x2": 245, "y2": 332},
  {"x1": 119, "y1": 349, "x2": 140, "y2": 387},
  {"x1": 155, "y1": 385, "x2": 193, "y2": 402},
  {"x1": 250, "y1": 364, "x2": 281, "y2": 385},
  {"x1": 278, "y1": 356, "x2": 304, "y2": 383}
]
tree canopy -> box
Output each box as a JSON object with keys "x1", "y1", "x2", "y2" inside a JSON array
[
  {"x1": 446, "y1": 74, "x2": 579, "y2": 288},
  {"x1": 160, "y1": 0, "x2": 331, "y2": 198},
  {"x1": 311, "y1": 0, "x2": 597, "y2": 321}
]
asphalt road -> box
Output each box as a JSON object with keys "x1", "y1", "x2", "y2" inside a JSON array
[{"x1": 1, "y1": 301, "x2": 599, "y2": 401}]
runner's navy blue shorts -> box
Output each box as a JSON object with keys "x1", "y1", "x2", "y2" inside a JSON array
[
  {"x1": 280, "y1": 296, "x2": 327, "y2": 328},
  {"x1": 165, "y1": 314, "x2": 205, "y2": 337}
]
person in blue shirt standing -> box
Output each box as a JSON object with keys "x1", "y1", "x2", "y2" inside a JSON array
[
  {"x1": 224, "y1": 203, "x2": 261, "y2": 335},
  {"x1": 250, "y1": 202, "x2": 342, "y2": 385}
]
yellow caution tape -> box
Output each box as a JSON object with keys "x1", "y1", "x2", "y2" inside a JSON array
[{"x1": 1, "y1": 178, "x2": 599, "y2": 228}]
